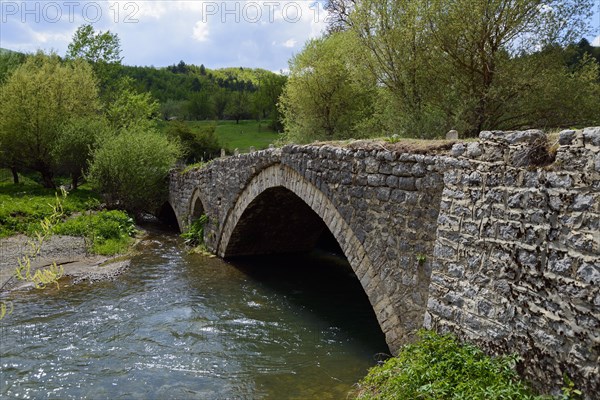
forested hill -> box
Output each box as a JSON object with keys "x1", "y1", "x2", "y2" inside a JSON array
[
  {"x1": 120, "y1": 61, "x2": 280, "y2": 102},
  {"x1": 0, "y1": 49, "x2": 286, "y2": 123}
]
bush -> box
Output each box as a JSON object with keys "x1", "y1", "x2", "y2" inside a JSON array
[
  {"x1": 181, "y1": 214, "x2": 208, "y2": 247},
  {"x1": 87, "y1": 127, "x2": 181, "y2": 215},
  {"x1": 355, "y1": 330, "x2": 542, "y2": 400},
  {"x1": 167, "y1": 121, "x2": 222, "y2": 163},
  {"x1": 53, "y1": 210, "x2": 135, "y2": 255}
]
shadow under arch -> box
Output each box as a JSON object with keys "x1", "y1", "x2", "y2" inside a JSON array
[
  {"x1": 216, "y1": 164, "x2": 402, "y2": 350},
  {"x1": 157, "y1": 201, "x2": 181, "y2": 232}
]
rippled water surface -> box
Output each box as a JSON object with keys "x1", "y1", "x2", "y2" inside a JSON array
[{"x1": 1, "y1": 230, "x2": 389, "y2": 399}]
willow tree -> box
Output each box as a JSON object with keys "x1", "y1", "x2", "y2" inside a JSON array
[
  {"x1": 349, "y1": 0, "x2": 449, "y2": 137},
  {"x1": 429, "y1": 0, "x2": 596, "y2": 135},
  {"x1": 279, "y1": 31, "x2": 377, "y2": 143},
  {"x1": 347, "y1": 0, "x2": 597, "y2": 137},
  {"x1": 0, "y1": 52, "x2": 100, "y2": 187}
]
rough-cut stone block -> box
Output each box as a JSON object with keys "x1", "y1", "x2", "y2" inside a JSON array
[{"x1": 582, "y1": 127, "x2": 600, "y2": 147}]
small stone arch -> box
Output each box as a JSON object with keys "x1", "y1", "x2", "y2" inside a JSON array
[
  {"x1": 188, "y1": 188, "x2": 208, "y2": 226},
  {"x1": 217, "y1": 164, "x2": 404, "y2": 351},
  {"x1": 157, "y1": 201, "x2": 181, "y2": 232}
]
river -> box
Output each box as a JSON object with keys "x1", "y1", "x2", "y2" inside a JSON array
[{"x1": 0, "y1": 227, "x2": 389, "y2": 399}]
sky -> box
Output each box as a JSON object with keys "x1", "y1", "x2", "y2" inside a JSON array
[{"x1": 0, "y1": 0, "x2": 599, "y2": 72}]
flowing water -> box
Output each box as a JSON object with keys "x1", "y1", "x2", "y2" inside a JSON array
[{"x1": 0, "y1": 228, "x2": 389, "y2": 399}]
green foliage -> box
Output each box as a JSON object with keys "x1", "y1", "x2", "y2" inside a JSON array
[
  {"x1": 160, "y1": 120, "x2": 279, "y2": 153},
  {"x1": 87, "y1": 127, "x2": 181, "y2": 214},
  {"x1": 167, "y1": 121, "x2": 222, "y2": 163},
  {"x1": 355, "y1": 330, "x2": 542, "y2": 400},
  {"x1": 304, "y1": 0, "x2": 600, "y2": 140},
  {"x1": 105, "y1": 78, "x2": 160, "y2": 131},
  {"x1": 0, "y1": 180, "x2": 101, "y2": 238},
  {"x1": 181, "y1": 214, "x2": 208, "y2": 247},
  {"x1": 0, "y1": 51, "x2": 100, "y2": 187},
  {"x1": 51, "y1": 117, "x2": 109, "y2": 189},
  {"x1": 0, "y1": 48, "x2": 26, "y2": 84},
  {"x1": 559, "y1": 375, "x2": 583, "y2": 400},
  {"x1": 53, "y1": 210, "x2": 135, "y2": 255},
  {"x1": 66, "y1": 24, "x2": 122, "y2": 95},
  {"x1": 280, "y1": 31, "x2": 377, "y2": 143}
]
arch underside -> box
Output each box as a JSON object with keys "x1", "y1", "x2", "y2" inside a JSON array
[{"x1": 216, "y1": 164, "x2": 405, "y2": 351}]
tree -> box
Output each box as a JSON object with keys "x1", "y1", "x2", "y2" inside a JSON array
[
  {"x1": 166, "y1": 121, "x2": 222, "y2": 163},
  {"x1": 0, "y1": 52, "x2": 100, "y2": 187},
  {"x1": 0, "y1": 49, "x2": 26, "y2": 84},
  {"x1": 52, "y1": 117, "x2": 109, "y2": 189},
  {"x1": 279, "y1": 32, "x2": 376, "y2": 142},
  {"x1": 226, "y1": 90, "x2": 251, "y2": 124},
  {"x1": 187, "y1": 90, "x2": 214, "y2": 120},
  {"x1": 105, "y1": 78, "x2": 160, "y2": 131},
  {"x1": 346, "y1": 0, "x2": 596, "y2": 137},
  {"x1": 87, "y1": 127, "x2": 181, "y2": 215},
  {"x1": 212, "y1": 87, "x2": 229, "y2": 120},
  {"x1": 428, "y1": 0, "x2": 595, "y2": 135},
  {"x1": 66, "y1": 24, "x2": 122, "y2": 95},
  {"x1": 350, "y1": 0, "x2": 448, "y2": 137}
]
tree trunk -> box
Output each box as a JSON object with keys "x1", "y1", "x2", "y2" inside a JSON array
[
  {"x1": 71, "y1": 173, "x2": 80, "y2": 190},
  {"x1": 40, "y1": 170, "x2": 55, "y2": 189},
  {"x1": 11, "y1": 166, "x2": 19, "y2": 184}
]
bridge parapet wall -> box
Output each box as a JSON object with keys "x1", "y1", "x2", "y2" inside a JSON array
[{"x1": 426, "y1": 128, "x2": 600, "y2": 396}]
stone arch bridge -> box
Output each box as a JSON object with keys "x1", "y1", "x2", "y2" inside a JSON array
[{"x1": 168, "y1": 129, "x2": 600, "y2": 397}]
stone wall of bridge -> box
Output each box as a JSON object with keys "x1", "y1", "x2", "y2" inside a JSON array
[
  {"x1": 425, "y1": 128, "x2": 600, "y2": 396},
  {"x1": 168, "y1": 127, "x2": 599, "y2": 397}
]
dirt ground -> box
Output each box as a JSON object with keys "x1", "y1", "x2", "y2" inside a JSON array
[{"x1": 0, "y1": 234, "x2": 131, "y2": 292}]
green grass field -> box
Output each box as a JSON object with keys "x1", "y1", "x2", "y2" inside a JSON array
[
  {"x1": 0, "y1": 171, "x2": 101, "y2": 238},
  {"x1": 164, "y1": 120, "x2": 282, "y2": 153}
]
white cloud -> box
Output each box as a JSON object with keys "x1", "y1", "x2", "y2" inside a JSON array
[
  {"x1": 592, "y1": 35, "x2": 600, "y2": 47},
  {"x1": 192, "y1": 21, "x2": 210, "y2": 42},
  {"x1": 282, "y1": 38, "x2": 297, "y2": 48},
  {"x1": 0, "y1": 0, "x2": 331, "y2": 70}
]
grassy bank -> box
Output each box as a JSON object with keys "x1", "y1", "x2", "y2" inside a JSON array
[
  {"x1": 0, "y1": 177, "x2": 135, "y2": 255},
  {"x1": 354, "y1": 330, "x2": 581, "y2": 400}
]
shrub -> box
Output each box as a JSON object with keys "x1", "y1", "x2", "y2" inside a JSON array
[
  {"x1": 53, "y1": 210, "x2": 136, "y2": 255},
  {"x1": 355, "y1": 330, "x2": 542, "y2": 400},
  {"x1": 167, "y1": 121, "x2": 222, "y2": 163},
  {"x1": 181, "y1": 214, "x2": 208, "y2": 247},
  {"x1": 87, "y1": 127, "x2": 181, "y2": 215}
]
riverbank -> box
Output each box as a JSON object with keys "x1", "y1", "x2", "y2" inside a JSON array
[{"x1": 0, "y1": 234, "x2": 132, "y2": 292}]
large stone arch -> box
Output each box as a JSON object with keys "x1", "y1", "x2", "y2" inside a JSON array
[{"x1": 216, "y1": 164, "x2": 403, "y2": 350}]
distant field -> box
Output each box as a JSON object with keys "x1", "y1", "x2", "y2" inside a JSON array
[{"x1": 166, "y1": 120, "x2": 282, "y2": 153}]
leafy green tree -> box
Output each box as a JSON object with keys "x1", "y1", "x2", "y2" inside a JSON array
[
  {"x1": 279, "y1": 31, "x2": 376, "y2": 142},
  {"x1": 427, "y1": 0, "x2": 595, "y2": 135},
  {"x1": 0, "y1": 49, "x2": 26, "y2": 84},
  {"x1": 226, "y1": 89, "x2": 251, "y2": 124},
  {"x1": 350, "y1": 0, "x2": 448, "y2": 137},
  {"x1": 0, "y1": 52, "x2": 100, "y2": 187},
  {"x1": 212, "y1": 87, "x2": 230, "y2": 120},
  {"x1": 52, "y1": 117, "x2": 109, "y2": 189},
  {"x1": 87, "y1": 126, "x2": 181, "y2": 215},
  {"x1": 106, "y1": 78, "x2": 160, "y2": 131},
  {"x1": 66, "y1": 24, "x2": 122, "y2": 95},
  {"x1": 187, "y1": 91, "x2": 214, "y2": 120},
  {"x1": 167, "y1": 121, "x2": 222, "y2": 163},
  {"x1": 160, "y1": 99, "x2": 187, "y2": 120}
]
